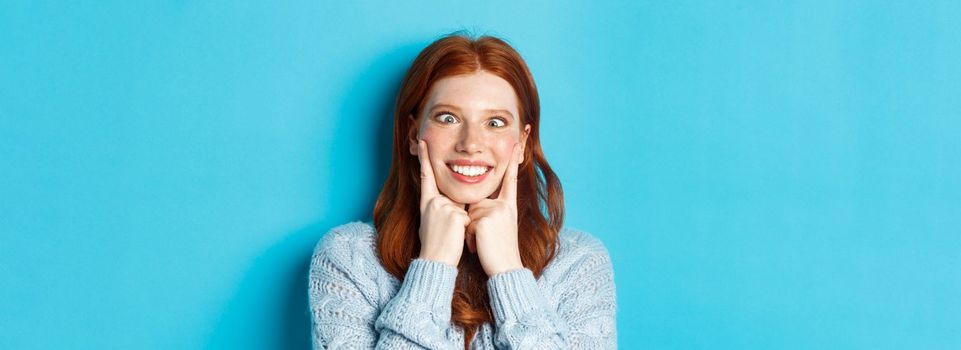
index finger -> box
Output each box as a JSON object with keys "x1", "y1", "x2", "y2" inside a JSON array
[
  {"x1": 498, "y1": 142, "x2": 521, "y2": 202},
  {"x1": 418, "y1": 140, "x2": 440, "y2": 207}
]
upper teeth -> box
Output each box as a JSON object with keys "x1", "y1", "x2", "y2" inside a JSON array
[{"x1": 451, "y1": 165, "x2": 489, "y2": 177}]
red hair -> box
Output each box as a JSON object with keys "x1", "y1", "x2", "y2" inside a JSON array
[{"x1": 373, "y1": 33, "x2": 564, "y2": 348}]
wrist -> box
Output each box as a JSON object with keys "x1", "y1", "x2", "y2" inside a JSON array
[
  {"x1": 418, "y1": 250, "x2": 459, "y2": 267},
  {"x1": 485, "y1": 256, "x2": 524, "y2": 276}
]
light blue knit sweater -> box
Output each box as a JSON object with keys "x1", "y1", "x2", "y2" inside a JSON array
[{"x1": 308, "y1": 222, "x2": 617, "y2": 349}]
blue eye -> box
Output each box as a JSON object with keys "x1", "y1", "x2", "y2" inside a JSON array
[
  {"x1": 434, "y1": 112, "x2": 457, "y2": 124},
  {"x1": 488, "y1": 118, "x2": 506, "y2": 128}
]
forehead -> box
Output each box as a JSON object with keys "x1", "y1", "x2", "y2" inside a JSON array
[{"x1": 423, "y1": 71, "x2": 519, "y2": 114}]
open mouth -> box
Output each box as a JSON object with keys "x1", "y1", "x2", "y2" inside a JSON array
[
  {"x1": 446, "y1": 164, "x2": 493, "y2": 183},
  {"x1": 449, "y1": 164, "x2": 492, "y2": 177}
]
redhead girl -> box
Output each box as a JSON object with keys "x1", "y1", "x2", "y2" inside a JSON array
[{"x1": 309, "y1": 33, "x2": 617, "y2": 349}]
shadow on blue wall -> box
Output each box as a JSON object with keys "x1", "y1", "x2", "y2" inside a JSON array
[{"x1": 206, "y1": 40, "x2": 427, "y2": 348}]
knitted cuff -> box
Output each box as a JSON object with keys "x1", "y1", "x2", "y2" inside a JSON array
[
  {"x1": 398, "y1": 258, "x2": 458, "y2": 313},
  {"x1": 487, "y1": 268, "x2": 544, "y2": 323}
]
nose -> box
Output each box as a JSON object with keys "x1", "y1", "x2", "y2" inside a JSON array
[{"x1": 455, "y1": 123, "x2": 484, "y2": 154}]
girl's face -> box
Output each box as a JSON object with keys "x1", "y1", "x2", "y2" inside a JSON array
[{"x1": 409, "y1": 71, "x2": 531, "y2": 205}]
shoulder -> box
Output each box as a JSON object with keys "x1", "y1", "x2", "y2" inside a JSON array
[
  {"x1": 543, "y1": 227, "x2": 615, "y2": 279},
  {"x1": 308, "y1": 222, "x2": 389, "y2": 314},
  {"x1": 311, "y1": 221, "x2": 378, "y2": 266},
  {"x1": 557, "y1": 227, "x2": 612, "y2": 261}
]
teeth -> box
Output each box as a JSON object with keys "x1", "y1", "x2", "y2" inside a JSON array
[{"x1": 451, "y1": 165, "x2": 490, "y2": 177}]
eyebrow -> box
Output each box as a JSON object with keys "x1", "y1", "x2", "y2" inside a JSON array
[{"x1": 430, "y1": 103, "x2": 515, "y2": 120}]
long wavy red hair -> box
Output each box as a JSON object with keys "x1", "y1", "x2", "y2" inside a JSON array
[{"x1": 373, "y1": 33, "x2": 564, "y2": 348}]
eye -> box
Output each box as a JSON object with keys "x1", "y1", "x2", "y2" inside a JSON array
[
  {"x1": 434, "y1": 112, "x2": 457, "y2": 124},
  {"x1": 488, "y1": 118, "x2": 507, "y2": 128}
]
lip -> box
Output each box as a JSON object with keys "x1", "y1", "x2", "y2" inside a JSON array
[
  {"x1": 447, "y1": 159, "x2": 493, "y2": 167},
  {"x1": 446, "y1": 160, "x2": 493, "y2": 184}
]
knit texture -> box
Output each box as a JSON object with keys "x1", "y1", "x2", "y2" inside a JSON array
[{"x1": 309, "y1": 221, "x2": 617, "y2": 349}]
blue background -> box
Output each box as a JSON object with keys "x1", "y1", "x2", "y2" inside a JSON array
[{"x1": 2, "y1": 1, "x2": 959, "y2": 349}]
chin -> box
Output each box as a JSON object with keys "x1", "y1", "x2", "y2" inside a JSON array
[{"x1": 443, "y1": 189, "x2": 495, "y2": 205}]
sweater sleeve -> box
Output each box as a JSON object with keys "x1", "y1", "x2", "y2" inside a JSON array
[
  {"x1": 309, "y1": 224, "x2": 459, "y2": 349},
  {"x1": 374, "y1": 258, "x2": 459, "y2": 349},
  {"x1": 486, "y1": 238, "x2": 618, "y2": 349}
]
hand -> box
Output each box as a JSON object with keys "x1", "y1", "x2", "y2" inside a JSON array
[
  {"x1": 416, "y1": 140, "x2": 470, "y2": 266},
  {"x1": 467, "y1": 143, "x2": 524, "y2": 276}
]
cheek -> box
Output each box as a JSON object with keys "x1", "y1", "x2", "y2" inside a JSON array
[
  {"x1": 492, "y1": 136, "x2": 521, "y2": 164},
  {"x1": 418, "y1": 129, "x2": 447, "y2": 150},
  {"x1": 419, "y1": 130, "x2": 454, "y2": 166},
  {"x1": 419, "y1": 130, "x2": 437, "y2": 143}
]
